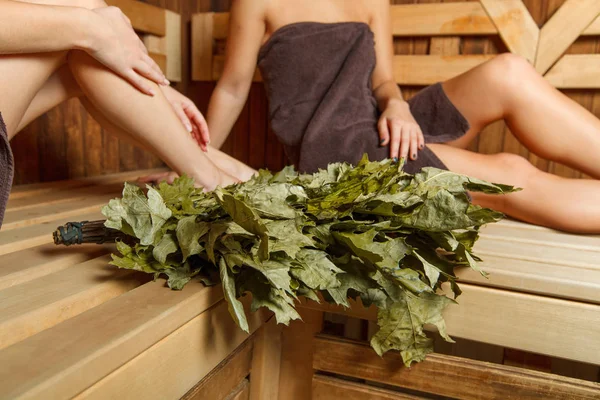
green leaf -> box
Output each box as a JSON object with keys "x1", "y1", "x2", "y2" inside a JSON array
[
  {"x1": 102, "y1": 183, "x2": 172, "y2": 245},
  {"x1": 291, "y1": 249, "x2": 343, "y2": 290},
  {"x1": 370, "y1": 292, "x2": 454, "y2": 367},
  {"x1": 219, "y1": 258, "x2": 249, "y2": 332},
  {"x1": 165, "y1": 262, "x2": 196, "y2": 290},
  {"x1": 153, "y1": 233, "x2": 178, "y2": 265},
  {"x1": 176, "y1": 216, "x2": 209, "y2": 261}
]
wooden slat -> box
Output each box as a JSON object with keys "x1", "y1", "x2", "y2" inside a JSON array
[
  {"x1": 535, "y1": 0, "x2": 600, "y2": 74},
  {"x1": 0, "y1": 212, "x2": 104, "y2": 256},
  {"x1": 6, "y1": 182, "x2": 125, "y2": 212},
  {"x1": 278, "y1": 308, "x2": 324, "y2": 400},
  {"x1": 0, "y1": 243, "x2": 110, "y2": 291},
  {"x1": 480, "y1": 0, "x2": 539, "y2": 64},
  {"x1": 299, "y1": 283, "x2": 600, "y2": 364},
  {"x1": 105, "y1": 0, "x2": 166, "y2": 36},
  {"x1": 164, "y1": 10, "x2": 182, "y2": 82},
  {"x1": 0, "y1": 281, "x2": 225, "y2": 400},
  {"x1": 2, "y1": 193, "x2": 118, "y2": 231},
  {"x1": 544, "y1": 54, "x2": 600, "y2": 89},
  {"x1": 0, "y1": 255, "x2": 147, "y2": 350},
  {"x1": 73, "y1": 301, "x2": 267, "y2": 400},
  {"x1": 393, "y1": 55, "x2": 494, "y2": 85},
  {"x1": 313, "y1": 336, "x2": 600, "y2": 400},
  {"x1": 313, "y1": 375, "x2": 425, "y2": 400},
  {"x1": 583, "y1": 14, "x2": 600, "y2": 35},
  {"x1": 213, "y1": 12, "x2": 230, "y2": 40},
  {"x1": 228, "y1": 380, "x2": 250, "y2": 400},
  {"x1": 191, "y1": 13, "x2": 215, "y2": 81},
  {"x1": 389, "y1": 3, "x2": 497, "y2": 36},
  {"x1": 249, "y1": 318, "x2": 283, "y2": 400},
  {"x1": 8, "y1": 168, "x2": 165, "y2": 201},
  {"x1": 181, "y1": 338, "x2": 253, "y2": 400},
  {"x1": 148, "y1": 52, "x2": 167, "y2": 74}
]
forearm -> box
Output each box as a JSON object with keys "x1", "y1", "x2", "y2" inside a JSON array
[
  {"x1": 373, "y1": 80, "x2": 405, "y2": 111},
  {"x1": 0, "y1": 1, "x2": 95, "y2": 54},
  {"x1": 206, "y1": 84, "x2": 249, "y2": 149}
]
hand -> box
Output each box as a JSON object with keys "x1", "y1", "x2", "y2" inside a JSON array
[
  {"x1": 88, "y1": 6, "x2": 168, "y2": 95},
  {"x1": 378, "y1": 100, "x2": 425, "y2": 162},
  {"x1": 161, "y1": 86, "x2": 210, "y2": 151}
]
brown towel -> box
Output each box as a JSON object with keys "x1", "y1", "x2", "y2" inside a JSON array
[
  {"x1": 0, "y1": 112, "x2": 14, "y2": 228},
  {"x1": 258, "y1": 22, "x2": 469, "y2": 174}
]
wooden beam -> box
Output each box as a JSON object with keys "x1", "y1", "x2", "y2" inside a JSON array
[
  {"x1": 480, "y1": 0, "x2": 539, "y2": 64},
  {"x1": 0, "y1": 281, "x2": 226, "y2": 399},
  {"x1": 73, "y1": 302, "x2": 267, "y2": 400},
  {"x1": 313, "y1": 375, "x2": 424, "y2": 400},
  {"x1": 393, "y1": 55, "x2": 494, "y2": 85},
  {"x1": 389, "y1": 3, "x2": 497, "y2": 36},
  {"x1": 278, "y1": 308, "x2": 324, "y2": 400},
  {"x1": 544, "y1": 54, "x2": 600, "y2": 89},
  {"x1": 312, "y1": 336, "x2": 600, "y2": 400},
  {"x1": 181, "y1": 338, "x2": 253, "y2": 400},
  {"x1": 299, "y1": 283, "x2": 600, "y2": 364},
  {"x1": 249, "y1": 318, "x2": 283, "y2": 400},
  {"x1": 0, "y1": 255, "x2": 147, "y2": 350},
  {"x1": 191, "y1": 13, "x2": 215, "y2": 81},
  {"x1": 535, "y1": 0, "x2": 600, "y2": 74},
  {"x1": 148, "y1": 52, "x2": 167, "y2": 75},
  {"x1": 105, "y1": 0, "x2": 166, "y2": 36}
]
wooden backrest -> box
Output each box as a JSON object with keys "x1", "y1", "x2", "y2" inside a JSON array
[
  {"x1": 191, "y1": 0, "x2": 600, "y2": 88},
  {"x1": 107, "y1": 0, "x2": 182, "y2": 82}
]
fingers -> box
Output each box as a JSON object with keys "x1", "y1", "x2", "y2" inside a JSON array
[
  {"x1": 124, "y1": 69, "x2": 156, "y2": 96},
  {"x1": 173, "y1": 103, "x2": 193, "y2": 134},
  {"x1": 398, "y1": 125, "x2": 411, "y2": 161},
  {"x1": 378, "y1": 117, "x2": 390, "y2": 146},
  {"x1": 409, "y1": 128, "x2": 419, "y2": 161},
  {"x1": 134, "y1": 58, "x2": 168, "y2": 87},
  {"x1": 417, "y1": 128, "x2": 425, "y2": 151},
  {"x1": 389, "y1": 120, "x2": 402, "y2": 161},
  {"x1": 185, "y1": 102, "x2": 211, "y2": 149}
]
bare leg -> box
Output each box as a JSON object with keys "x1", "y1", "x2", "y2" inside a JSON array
[
  {"x1": 442, "y1": 54, "x2": 600, "y2": 178},
  {"x1": 429, "y1": 144, "x2": 600, "y2": 233}
]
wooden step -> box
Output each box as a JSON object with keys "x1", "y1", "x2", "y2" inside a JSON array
[
  {"x1": 0, "y1": 212, "x2": 104, "y2": 256},
  {"x1": 0, "y1": 255, "x2": 148, "y2": 350},
  {"x1": 299, "y1": 283, "x2": 600, "y2": 365},
  {"x1": 313, "y1": 336, "x2": 600, "y2": 400},
  {"x1": 8, "y1": 168, "x2": 165, "y2": 201},
  {"x1": 0, "y1": 243, "x2": 111, "y2": 291},
  {"x1": 0, "y1": 280, "x2": 227, "y2": 399},
  {"x1": 312, "y1": 375, "x2": 425, "y2": 400}
]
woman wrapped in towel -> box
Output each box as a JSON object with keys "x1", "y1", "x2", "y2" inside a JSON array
[{"x1": 147, "y1": 0, "x2": 600, "y2": 234}]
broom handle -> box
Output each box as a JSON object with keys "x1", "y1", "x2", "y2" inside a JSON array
[{"x1": 53, "y1": 220, "x2": 130, "y2": 246}]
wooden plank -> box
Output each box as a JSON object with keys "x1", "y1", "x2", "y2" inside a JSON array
[
  {"x1": 313, "y1": 336, "x2": 600, "y2": 400},
  {"x1": 181, "y1": 338, "x2": 253, "y2": 400},
  {"x1": 148, "y1": 52, "x2": 167, "y2": 74},
  {"x1": 278, "y1": 308, "x2": 324, "y2": 400},
  {"x1": 6, "y1": 182, "x2": 125, "y2": 212},
  {"x1": 164, "y1": 10, "x2": 182, "y2": 82},
  {"x1": 313, "y1": 375, "x2": 425, "y2": 400},
  {"x1": 535, "y1": 0, "x2": 600, "y2": 74},
  {"x1": 105, "y1": 0, "x2": 166, "y2": 36},
  {"x1": 299, "y1": 283, "x2": 600, "y2": 364},
  {"x1": 480, "y1": 0, "x2": 540, "y2": 63},
  {"x1": 0, "y1": 281, "x2": 225, "y2": 400},
  {"x1": 228, "y1": 379, "x2": 250, "y2": 400},
  {"x1": 0, "y1": 255, "x2": 148, "y2": 350},
  {"x1": 8, "y1": 168, "x2": 165, "y2": 200},
  {"x1": 2, "y1": 193, "x2": 118, "y2": 231},
  {"x1": 545, "y1": 54, "x2": 600, "y2": 89},
  {"x1": 213, "y1": 12, "x2": 230, "y2": 40},
  {"x1": 389, "y1": 3, "x2": 497, "y2": 36},
  {"x1": 0, "y1": 211, "x2": 104, "y2": 257},
  {"x1": 582, "y1": 14, "x2": 600, "y2": 35},
  {"x1": 249, "y1": 318, "x2": 283, "y2": 400},
  {"x1": 74, "y1": 301, "x2": 267, "y2": 400},
  {"x1": 0, "y1": 243, "x2": 111, "y2": 291},
  {"x1": 393, "y1": 55, "x2": 494, "y2": 85},
  {"x1": 191, "y1": 13, "x2": 215, "y2": 81}
]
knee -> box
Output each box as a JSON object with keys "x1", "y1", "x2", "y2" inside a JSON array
[
  {"x1": 491, "y1": 152, "x2": 537, "y2": 187},
  {"x1": 484, "y1": 53, "x2": 536, "y2": 89}
]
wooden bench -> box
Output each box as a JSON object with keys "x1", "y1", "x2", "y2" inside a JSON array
[{"x1": 106, "y1": 0, "x2": 182, "y2": 82}]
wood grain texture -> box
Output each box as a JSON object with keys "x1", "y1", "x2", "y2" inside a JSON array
[
  {"x1": 181, "y1": 338, "x2": 253, "y2": 400},
  {"x1": 249, "y1": 318, "x2": 283, "y2": 400},
  {"x1": 313, "y1": 375, "x2": 426, "y2": 400},
  {"x1": 312, "y1": 336, "x2": 600, "y2": 400}
]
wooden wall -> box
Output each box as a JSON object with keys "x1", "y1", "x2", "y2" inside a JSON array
[{"x1": 10, "y1": 0, "x2": 600, "y2": 184}]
